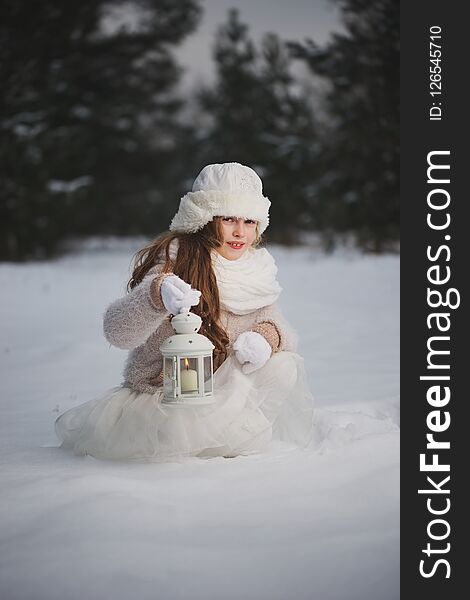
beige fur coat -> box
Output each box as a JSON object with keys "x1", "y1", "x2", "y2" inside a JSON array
[{"x1": 103, "y1": 243, "x2": 298, "y2": 393}]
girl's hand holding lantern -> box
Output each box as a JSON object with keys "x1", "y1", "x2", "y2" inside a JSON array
[
  {"x1": 160, "y1": 275, "x2": 201, "y2": 315},
  {"x1": 233, "y1": 331, "x2": 272, "y2": 374}
]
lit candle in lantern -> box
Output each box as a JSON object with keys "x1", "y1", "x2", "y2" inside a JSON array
[{"x1": 180, "y1": 358, "x2": 198, "y2": 392}]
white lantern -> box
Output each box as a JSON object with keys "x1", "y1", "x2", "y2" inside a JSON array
[{"x1": 160, "y1": 311, "x2": 215, "y2": 405}]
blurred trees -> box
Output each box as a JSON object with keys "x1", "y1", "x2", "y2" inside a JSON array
[
  {"x1": 288, "y1": 0, "x2": 399, "y2": 251},
  {"x1": 196, "y1": 9, "x2": 320, "y2": 243},
  {"x1": 1, "y1": 0, "x2": 201, "y2": 260},
  {"x1": 1, "y1": 0, "x2": 399, "y2": 260}
]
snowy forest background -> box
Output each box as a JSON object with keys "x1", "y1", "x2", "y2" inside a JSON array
[
  {"x1": 1, "y1": 2, "x2": 400, "y2": 598},
  {"x1": 1, "y1": 0, "x2": 399, "y2": 261}
]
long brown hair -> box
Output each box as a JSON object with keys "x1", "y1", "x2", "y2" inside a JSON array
[{"x1": 128, "y1": 218, "x2": 261, "y2": 367}]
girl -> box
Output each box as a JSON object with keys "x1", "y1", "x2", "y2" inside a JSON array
[{"x1": 55, "y1": 162, "x2": 314, "y2": 460}]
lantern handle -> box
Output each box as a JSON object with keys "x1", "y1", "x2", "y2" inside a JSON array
[{"x1": 169, "y1": 309, "x2": 202, "y2": 334}]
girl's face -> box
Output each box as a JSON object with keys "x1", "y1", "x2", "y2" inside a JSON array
[{"x1": 216, "y1": 216, "x2": 258, "y2": 260}]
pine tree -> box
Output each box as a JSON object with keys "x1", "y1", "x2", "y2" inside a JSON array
[
  {"x1": 0, "y1": 0, "x2": 201, "y2": 260},
  {"x1": 197, "y1": 10, "x2": 319, "y2": 243},
  {"x1": 197, "y1": 9, "x2": 262, "y2": 164},
  {"x1": 288, "y1": 0, "x2": 399, "y2": 251},
  {"x1": 256, "y1": 33, "x2": 319, "y2": 242}
]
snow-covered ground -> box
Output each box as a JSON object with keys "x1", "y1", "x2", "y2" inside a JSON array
[{"x1": 0, "y1": 240, "x2": 399, "y2": 600}]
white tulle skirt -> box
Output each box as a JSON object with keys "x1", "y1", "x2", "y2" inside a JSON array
[{"x1": 55, "y1": 352, "x2": 314, "y2": 461}]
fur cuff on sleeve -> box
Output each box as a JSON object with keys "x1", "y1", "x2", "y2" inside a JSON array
[
  {"x1": 251, "y1": 320, "x2": 281, "y2": 353},
  {"x1": 149, "y1": 272, "x2": 175, "y2": 311}
]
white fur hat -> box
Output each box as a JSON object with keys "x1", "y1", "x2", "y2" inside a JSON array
[{"x1": 169, "y1": 162, "x2": 270, "y2": 234}]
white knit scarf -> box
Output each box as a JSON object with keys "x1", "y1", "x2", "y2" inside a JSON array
[{"x1": 211, "y1": 247, "x2": 282, "y2": 315}]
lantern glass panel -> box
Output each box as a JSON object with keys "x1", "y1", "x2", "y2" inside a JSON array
[
  {"x1": 204, "y1": 355, "x2": 212, "y2": 394},
  {"x1": 179, "y1": 357, "x2": 198, "y2": 393},
  {"x1": 163, "y1": 357, "x2": 175, "y2": 396}
]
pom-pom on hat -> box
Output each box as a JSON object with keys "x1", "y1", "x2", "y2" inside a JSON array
[{"x1": 169, "y1": 162, "x2": 270, "y2": 234}]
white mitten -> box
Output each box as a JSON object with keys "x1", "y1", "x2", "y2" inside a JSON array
[
  {"x1": 233, "y1": 331, "x2": 272, "y2": 374},
  {"x1": 160, "y1": 275, "x2": 201, "y2": 315}
]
